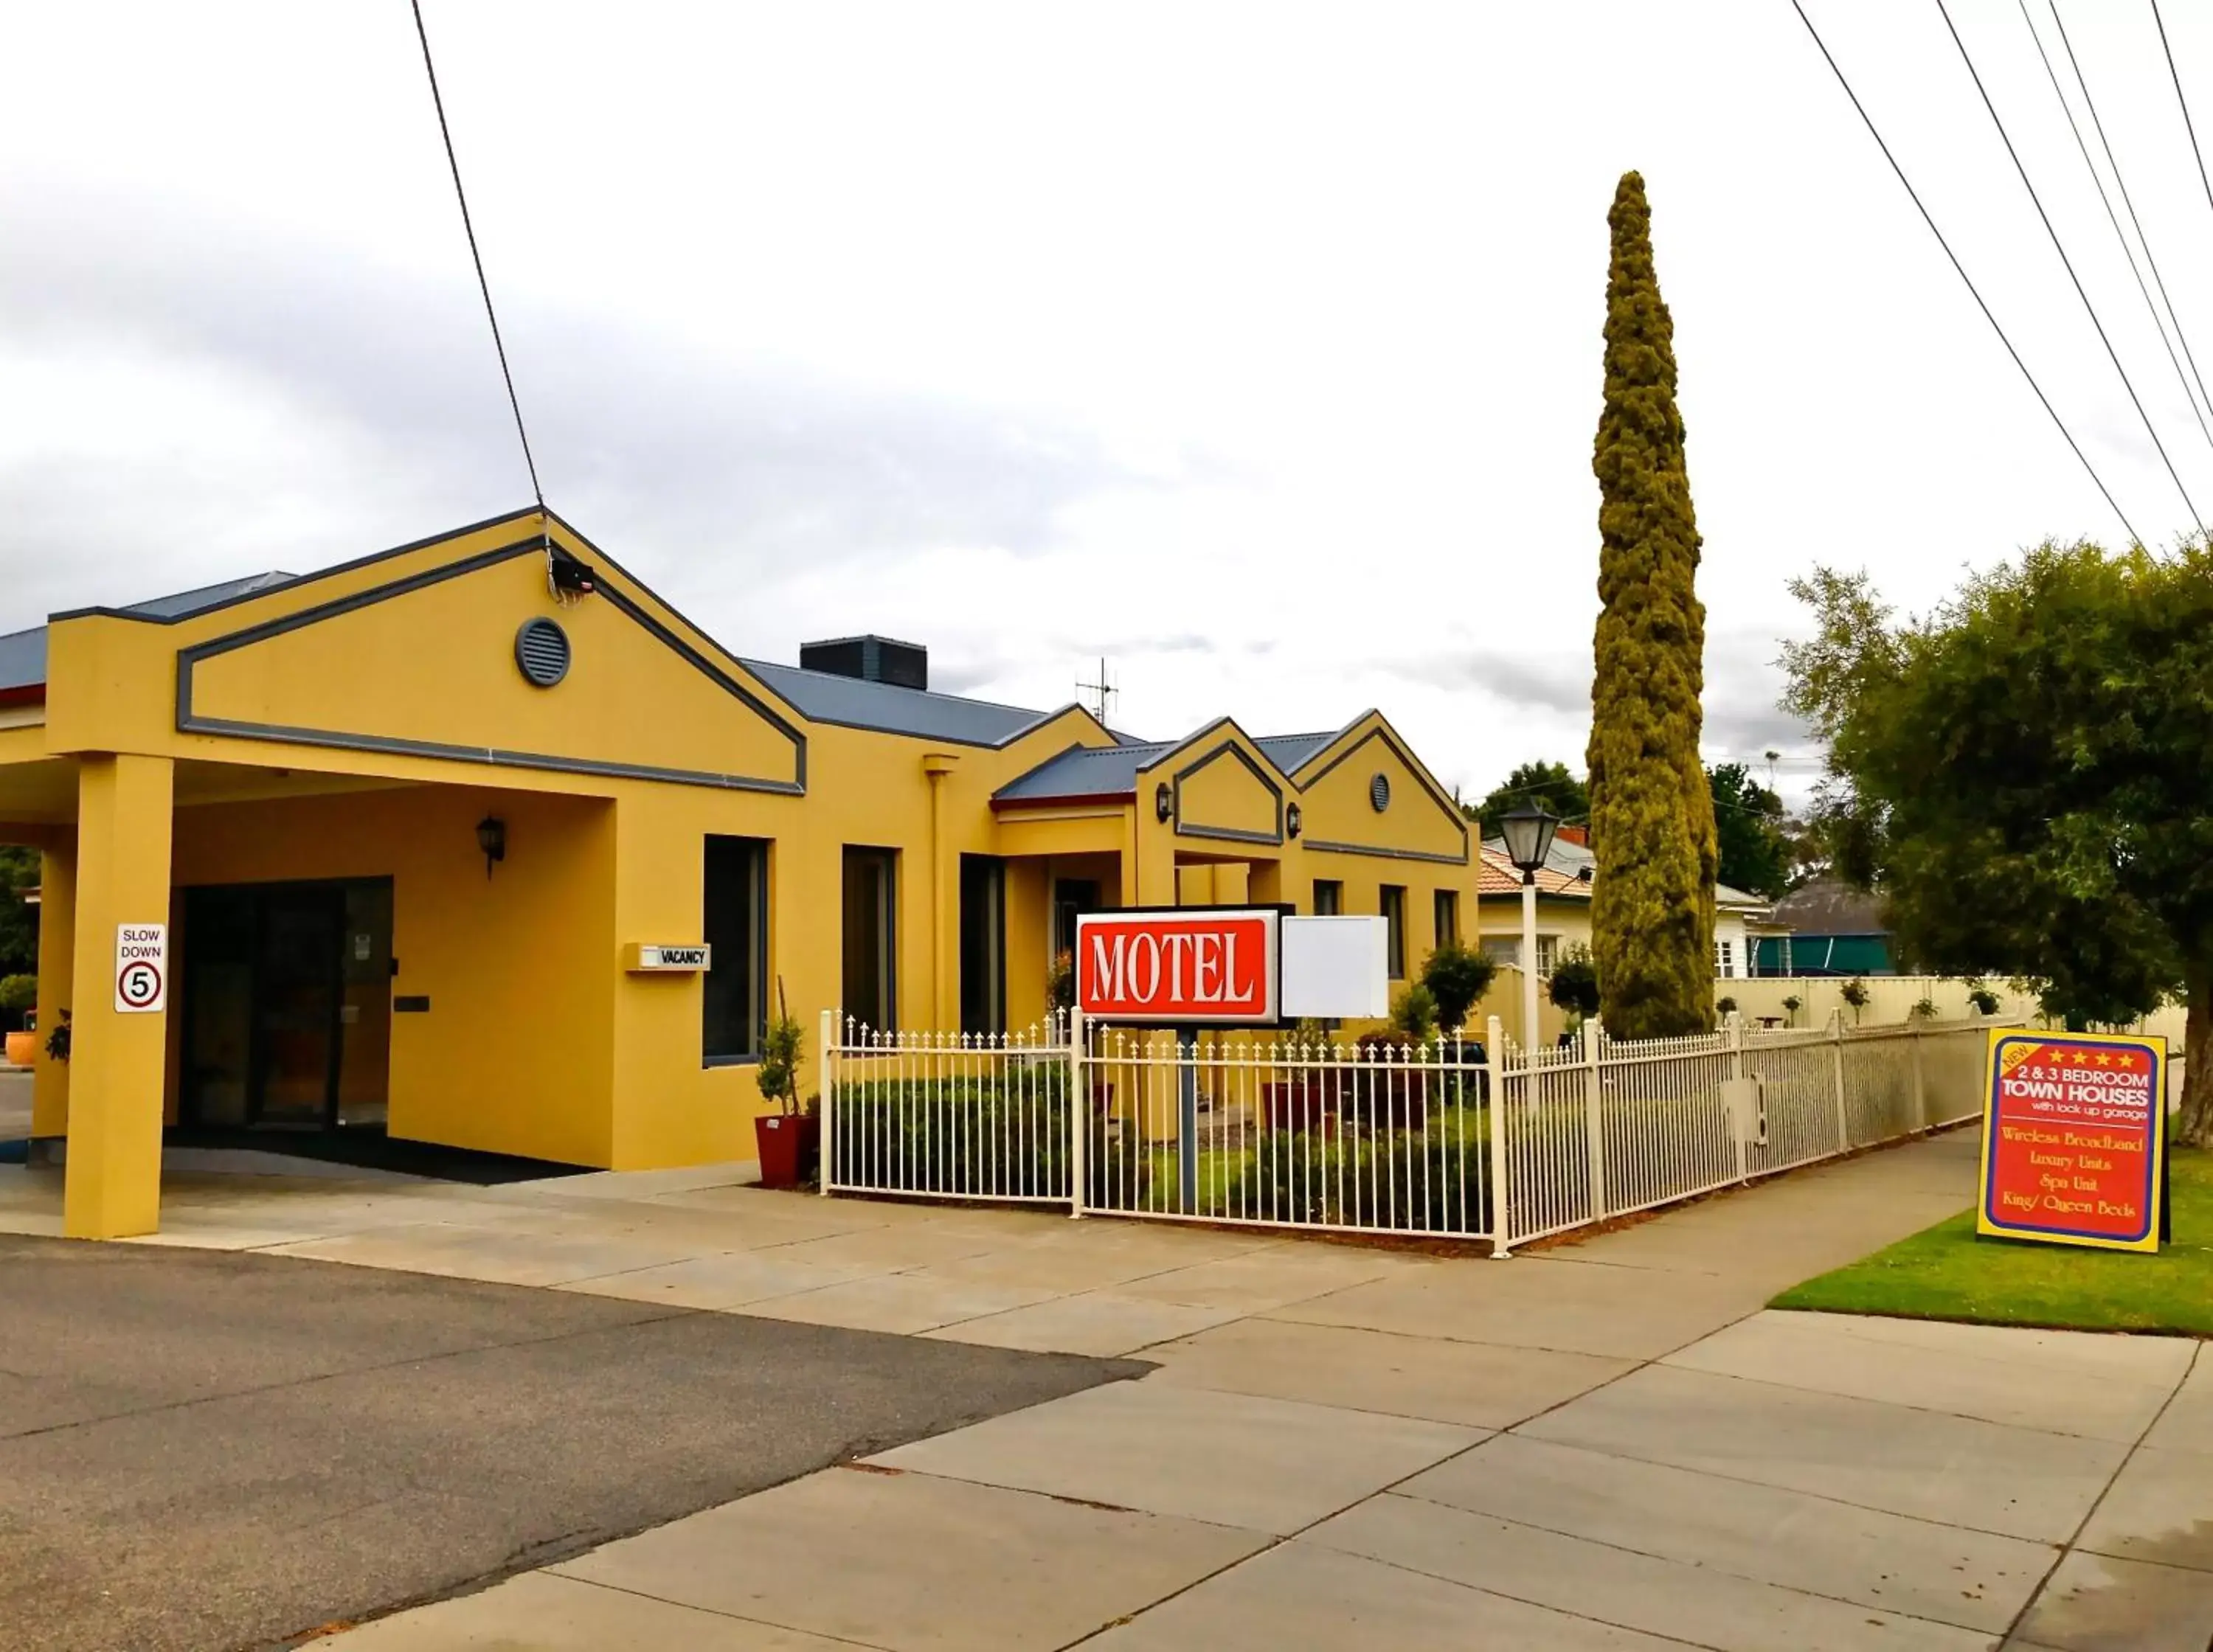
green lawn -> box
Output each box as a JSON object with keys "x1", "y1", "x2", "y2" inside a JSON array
[{"x1": 1772, "y1": 1145, "x2": 2213, "y2": 1336}]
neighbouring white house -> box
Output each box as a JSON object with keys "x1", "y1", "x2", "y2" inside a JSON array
[{"x1": 1474, "y1": 825, "x2": 1787, "y2": 979}]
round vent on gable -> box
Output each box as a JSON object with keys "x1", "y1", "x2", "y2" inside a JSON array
[
  {"x1": 515, "y1": 617, "x2": 571, "y2": 687},
  {"x1": 1368, "y1": 772, "x2": 1392, "y2": 813}
]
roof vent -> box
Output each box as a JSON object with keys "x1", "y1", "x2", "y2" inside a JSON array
[{"x1": 800, "y1": 634, "x2": 927, "y2": 691}]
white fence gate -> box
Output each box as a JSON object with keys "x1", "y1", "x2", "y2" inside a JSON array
[{"x1": 820, "y1": 1007, "x2": 2010, "y2": 1253}]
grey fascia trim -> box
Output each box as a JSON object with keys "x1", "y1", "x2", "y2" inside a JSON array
[
  {"x1": 1302, "y1": 838, "x2": 1470, "y2": 866},
  {"x1": 1138, "y1": 714, "x2": 1289, "y2": 783},
  {"x1": 175, "y1": 715, "x2": 806, "y2": 794},
  {"x1": 175, "y1": 537, "x2": 808, "y2": 794},
  {"x1": 1171, "y1": 739, "x2": 1284, "y2": 845},
  {"x1": 1175, "y1": 822, "x2": 1286, "y2": 847},
  {"x1": 1295, "y1": 721, "x2": 1469, "y2": 850},
  {"x1": 992, "y1": 701, "x2": 1115, "y2": 749},
  {"x1": 1281, "y1": 710, "x2": 1370, "y2": 780},
  {"x1": 49, "y1": 504, "x2": 547, "y2": 628}
]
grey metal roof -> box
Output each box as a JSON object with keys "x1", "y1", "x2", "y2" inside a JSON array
[
  {"x1": 739, "y1": 658, "x2": 1057, "y2": 746},
  {"x1": 1253, "y1": 732, "x2": 1334, "y2": 774},
  {"x1": 0, "y1": 626, "x2": 46, "y2": 693},
  {"x1": 994, "y1": 741, "x2": 1174, "y2": 802},
  {"x1": 0, "y1": 572, "x2": 297, "y2": 694},
  {"x1": 997, "y1": 729, "x2": 1334, "y2": 804},
  {"x1": 1480, "y1": 832, "x2": 1769, "y2": 910}
]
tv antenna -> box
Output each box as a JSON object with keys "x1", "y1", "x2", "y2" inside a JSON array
[{"x1": 1077, "y1": 658, "x2": 1117, "y2": 726}]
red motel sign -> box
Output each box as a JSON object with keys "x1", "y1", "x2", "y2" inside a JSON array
[
  {"x1": 1076, "y1": 909, "x2": 1281, "y2": 1025},
  {"x1": 1977, "y1": 1030, "x2": 2166, "y2": 1253}
]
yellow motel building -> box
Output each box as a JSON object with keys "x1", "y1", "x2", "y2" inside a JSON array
[{"x1": 0, "y1": 509, "x2": 1491, "y2": 1237}]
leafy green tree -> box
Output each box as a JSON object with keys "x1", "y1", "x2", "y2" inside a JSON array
[
  {"x1": 1419, "y1": 940, "x2": 1498, "y2": 1035},
  {"x1": 0, "y1": 845, "x2": 38, "y2": 979},
  {"x1": 1709, "y1": 763, "x2": 1791, "y2": 898},
  {"x1": 1586, "y1": 171, "x2": 1717, "y2": 1038},
  {"x1": 1782, "y1": 544, "x2": 2213, "y2": 1143},
  {"x1": 1468, "y1": 760, "x2": 1588, "y2": 837}
]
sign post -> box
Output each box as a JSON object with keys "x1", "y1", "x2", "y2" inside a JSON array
[
  {"x1": 1977, "y1": 1029, "x2": 2166, "y2": 1252},
  {"x1": 113, "y1": 923, "x2": 167, "y2": 1015},
  {"x1": 1076, "y1": 908, "x2": 1285, "y2": 1218}
]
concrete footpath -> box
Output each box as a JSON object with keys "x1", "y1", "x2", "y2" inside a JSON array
[{"x1": 4, "y1": 1129, "x2": 2211, "y2": 1649}]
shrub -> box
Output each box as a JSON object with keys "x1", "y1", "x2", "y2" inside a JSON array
[
  {"x1": 1548, "y1": 946, "x2": 1601, "y2": 1021},
  {"x1": 1911, "y1": 996, "x2": 1937, "y2": 1019},
  {"x1": 1840, "y1": 978, "x2": 1870, "y2": 1023},
  {"x1": 758, "y1": 1012, "x2": 803, "y2": 1114},
  {"x1": 0, "y1": 973, "x2": 34, "y2": 1030},
  {"x1": 1717, "y1": 995, "x2": 1738, "y2": 1018},
  {"x1": 1419, "y1": 941, "x2": 1497, "y2": 1034},
  {"x1": 1390, "y1": 982, "x2": 1440, "y2": 1044},
  {"x1": 1967, "y1": 986, "x2": 2001, "y2": 1016},
  {"x1": 1047, "y1": 950, "x2": 1075, "y2": 1013}
]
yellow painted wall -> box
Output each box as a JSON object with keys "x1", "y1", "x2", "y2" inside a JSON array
[
  {"x1": 5, "y1": 508, "x2": 1503, "y2": 1189},
  {"x1": 1171, "y1": 740, "x2": 1282, "y2": 844},
  {"x1": 170, "y1": 785, "x2": 620, "y2": 1166}
]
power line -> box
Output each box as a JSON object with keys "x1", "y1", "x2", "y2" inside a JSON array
[
  {"x1": 409, "y1": 0, "x2": 544, "y2": 512},
  {"x1": 2023, "y1": 0, "x2": 2213, "y2": 454},
  {"x1": 1935, "y1": 0, "x2": 2205, "y2": 541},
  {"x1": 2053, "y1": 5, "x2": 2213, "y2": 432},
  {"x1": 2153, "y1": 2, "x2": 2213, "y2": 414},
  {"x1": 1787, "y1": 1, "x2": 2144, "y2": 548}
]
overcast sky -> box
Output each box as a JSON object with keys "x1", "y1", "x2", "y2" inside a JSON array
[{"x1": 9, "y1": 1, "x2": 2213, "y2": 805}]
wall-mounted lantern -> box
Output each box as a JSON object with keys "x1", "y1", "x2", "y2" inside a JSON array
[
  {"x1": 1285, "y1": 802, "x2": 1303, "y2": 839},
  {"x1": 1154, "y1": 782, "x2": 1174, "y2": 823},
  {"x1": 477, "y1": 815, "x2": 507, "y2": 878}
]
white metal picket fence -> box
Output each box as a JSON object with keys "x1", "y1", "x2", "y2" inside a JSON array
[{"x1": 819, "y1": 1007, "x2": 2012, "y2": 1253}]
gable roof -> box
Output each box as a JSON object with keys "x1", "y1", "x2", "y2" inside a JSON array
[
  {"x1": 0, "y1": 571, "x2": 297, "y2": 696},
  {"x1": 994, "y1": 740, "x2": 1174, "y2": 803}
]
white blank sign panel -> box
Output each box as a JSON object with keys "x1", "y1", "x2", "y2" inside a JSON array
[{"x1": 1279, "y1": 916, "x2": 1390, "y2": 1018}]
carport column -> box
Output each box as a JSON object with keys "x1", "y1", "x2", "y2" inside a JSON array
[{"x1": 63, "y1": 754, "x2": 174, "y2": 1240}]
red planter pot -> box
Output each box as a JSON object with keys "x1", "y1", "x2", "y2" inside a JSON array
[{"x1": 755, "y1": 1112, "x2": 820, "y2": 1190}]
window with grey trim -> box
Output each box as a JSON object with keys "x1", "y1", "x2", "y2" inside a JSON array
[
  {"x1": 1379, "y1": 884, "x2": 1407, "y2": 979},
  {"x1": 843, "y1": 846, "x2": 898, "y2": 1033},
  {"x1": 960, "y1": 854, "x2": 1005, "y2": 1036},
  {"x1": 1312, "y1": 878, "x2": 1342, "y2": 916},
  {"x1": 703, "y1": 836, "x2": 769, "y2": 1063},
  {"x1": 1433, "y1": 888, "x2": 1459, "y2": 948}
]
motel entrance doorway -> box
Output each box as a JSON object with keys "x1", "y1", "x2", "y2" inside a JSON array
[{"x1": 179, "y1": 878, "x2": 394, "y2": 1131}]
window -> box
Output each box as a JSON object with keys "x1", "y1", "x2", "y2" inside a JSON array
[
  {"x1": 1536, "y1": 934, "x2": 1559, "y2": 979},
  {"x1": 703, "y1": 836, "x2": 769, "y2": 1063},
  {"x1": 1379, "y1": 885, "x2": 1407, "y2": 979},
  {"x1": 959, "y1": 855, "x2": 1005, "y2": 1036},
  {"x1": 1433, "y1": 889, "x2": 1459, "y2": 948},
  {"x1": 1715, "y1": 939, "x2": 1736, "y2": 979},
  {"x1": 842, "y1": 846, "x2": 898, "y2": 1032},
  {"x1": 1481, "y1": 937, "x2": 1521, "y2": 968},
  {"x1": 1053, "y1": 878, "x2": 1101, "y2": 959},
  {"x1": 1312, "y1": 878, "x2": 1342, "y2": 917}
]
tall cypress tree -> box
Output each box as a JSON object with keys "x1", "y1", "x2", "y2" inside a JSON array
[{"x1": 1586, "y1": 172, "x2": 1718, "y2": 1038}]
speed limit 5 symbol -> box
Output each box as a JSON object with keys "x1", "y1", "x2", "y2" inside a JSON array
[
  {"x1": 113, "y1": 923, "x2": 169, "y2": 1014},
  {"x1": 118, "y1": 959, "x2": 162, "y2": 1010}
]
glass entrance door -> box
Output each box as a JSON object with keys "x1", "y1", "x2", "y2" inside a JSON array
[
  {"x1": 251, "y1": 886, "x2": 344, "y2": 1125},
  {"x1": 180, "y1": 878, "x2": 392, "y2": 1131}
]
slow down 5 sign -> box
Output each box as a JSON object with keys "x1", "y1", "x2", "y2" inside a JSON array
[
  {"x1": 1076, "y1": 909, "x2": 1280, "y2": 1025},
  {"x1": 114, "y1": 923, "x2": 167, "y2": 1013}
]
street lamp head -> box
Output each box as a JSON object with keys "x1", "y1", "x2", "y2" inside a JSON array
[{"x1": 1499, "y1": 802, "x2": 1560, "y2": 875}]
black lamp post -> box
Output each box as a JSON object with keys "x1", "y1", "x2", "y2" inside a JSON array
[{"x1": 1497, "y1": 802, "x2": 1560, "y2": 1047}]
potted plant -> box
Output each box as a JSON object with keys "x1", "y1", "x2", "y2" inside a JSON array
[
  {"x1": 1717, "y1": 994, "x2": 1738, "y2": 1020},
  {"x1": 1965, "y1": 980, "x2": 2001, "y2": 1016},
  {"x1": 0, "y1": 974, "x2": 36, "y2": 1066},
  {"x1": 1781, "y1": 993, "x2": 1802, "y2": 1027},
  {"x1": 1840, "y1": 977, "x2": 1869, "y2": 1024},
  {"x1": 752, "y1": 982, "x2": 817, "y2": 1190}
]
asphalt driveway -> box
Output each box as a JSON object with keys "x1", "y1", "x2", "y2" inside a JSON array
[{"x1": 0, "y1": 1234, "x2": 1139, "y2": 1652}]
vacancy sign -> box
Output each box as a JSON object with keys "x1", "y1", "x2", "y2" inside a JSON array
[
  {"x1": 1077, "y1": 909, "x2": 1280, "y2": 1025},
  {"x1": 114, "y1": 923, "x2": 168, "y2": 1014},
  {"x1": 1978, "y1": 1029, "x2": 2166, "y2": 1252}
]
